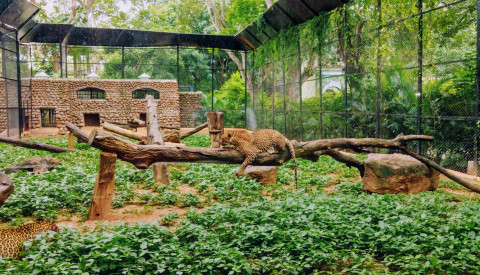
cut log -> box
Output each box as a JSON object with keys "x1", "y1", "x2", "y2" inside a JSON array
[
  {"x1": 103, "y1": 122, "x2": 147, "y2": 143},
  {"x1": 146, "y1": 95, "x2": 170, "y2": 184},
  {"x1": 88, "y1": 152, "x2": 117, "y2": 220},
  {"x1": 207, "y1": 112, "x2": 224, "y2": 148},
  {"x1": 2, "y1": 157, "x2": 61, "y2": 175},
  {"x1": 0, "y1": 173, "x2": 14, "y2": 207},
  {"x1": 179, "y1": 122, "x2": 208, "y2": 140},
  {"x1": 68, "y1": 133, "x2": 74, "y2": 149},
  {"x1": 0, "y1": 135, "x2": 75, "y2": 153}
]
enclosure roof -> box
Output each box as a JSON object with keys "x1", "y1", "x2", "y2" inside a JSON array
[
  {"x1": 0, "y1": 0, "x2": 38, "y2": 34},
  {"x1": 20, "y1": 24, "x2": 247, "y2": 50},
  {"x1": 0, "y1": 0, "x2": 247, "y2": 51},
  {"x1": 235, "y1": 0, "x2": 350, "y2": 50}
]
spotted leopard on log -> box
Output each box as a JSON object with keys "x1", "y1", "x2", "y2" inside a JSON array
[
  {"x1": 0, "y1": 220, "x2": 58, "y2": 259},
  {"x1": 222, "y1": 129, "x2": 297, "y2": 188}
]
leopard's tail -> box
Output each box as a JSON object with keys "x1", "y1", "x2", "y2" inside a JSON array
[{"x1": 286, "y1": 139, "x2": 297, "y2": 189}]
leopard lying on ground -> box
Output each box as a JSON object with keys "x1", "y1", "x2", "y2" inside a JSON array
[
  {"x1": 222, "y1": 129, "x2": 297, "y2": 188},
  {"x1": 0, "y1": 220, "x2": 58, "y2": 259}
]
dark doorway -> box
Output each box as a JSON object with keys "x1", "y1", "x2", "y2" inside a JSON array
[
  {"x1": 24, "y1": 116, "x2": 29, "y2": 131},
  {"x1": 84, "y1": 113, "x2": 100, "y2": 126},
  {"x1": 40, "y1": 109, "x2": 56, "y2": 127},
  {"x1": 140, "y1": 113, "x2": 147, "y2": 122}
]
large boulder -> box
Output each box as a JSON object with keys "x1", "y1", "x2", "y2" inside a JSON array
[
  {"x1": 363, "y1": 153, "x2": 439, "y2": 194},
  {"x1": 0, "y1": 173, "x2": 14, "y2": 206},
  {"x1": 244, "y1": 166, "x2": 278, "y2": 185}
]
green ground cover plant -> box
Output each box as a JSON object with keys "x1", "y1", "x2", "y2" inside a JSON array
[
  {"x1": 1, "y1": 191, "x2": 480, "y2": 274},
  {"x1": 1, "y1": 134, "x2": 479, "y2": 274}
]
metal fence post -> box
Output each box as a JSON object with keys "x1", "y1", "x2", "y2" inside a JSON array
[
  {"x1": 121, "y1": 46, "x2": 125, "y2": 79},
  {"x1": 376, "y1": 0, "x2": 382, "y2": 139},
  {"x1": 176, "y1": 45, "x2": 180, "y2": 84},
  {"x1": 244, "y1": 50, "x2": 248, "y2": 128},
  {"x1": 59, "y1": 43, "x2": 63, "y2": 78},
  {"x1": 282, "y1": 59, "x2": 287, "y2": 136},
  {"x1": 319, "y1": 44, "x2": 323, "y2": 139},
  {"x1": 15, "y1": 31, "x2": 23, "y2": 137},
  {"x1": 475, "y1": 0, "x2": 480, "y2": 175},
  {"x1": 65, "y1": 45, "x2": 68, "y2": 78},
  {"x1": 211, "y1": 47, "x2": 214, "y2": 112},
  {"x1": 417, "y1": 0, "x2": 423, "y2": 154},
  {"x1": 343, "y1": 6, "x2": 348, "y2": 138},
  {"x1": 298, "y1": 41, "x2": 303, "y2": 141}
]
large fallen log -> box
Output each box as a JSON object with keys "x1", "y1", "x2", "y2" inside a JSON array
[
  {"x1": 0, "y1": 136, "x2": 75, "y2": 153},
  {"x1": 67, "y1": 121, "x2": 431, "y2": 167}
]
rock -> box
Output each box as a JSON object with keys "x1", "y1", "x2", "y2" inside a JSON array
[
  {"x1": 0, "y1": 173, "x2": 14, "y2": 206},
  {"x1": 244, "y1": 166, "x2": 278, "y2": 185},
  {"x1": 3, "y1": 157, "x2": 61, "y2": 175},
  {"x1": 363, "y1": 153, "x2": 439, "y2": 194}
]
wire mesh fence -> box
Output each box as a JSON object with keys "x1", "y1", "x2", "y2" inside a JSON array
[{"x1": 248, "y1": 0, "x2": 478, "y2": 173}]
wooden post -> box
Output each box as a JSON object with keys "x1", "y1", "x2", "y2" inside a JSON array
[
  {"x1": 68, "y1": 133, "x2": 74, "y2": 149},
  {"x1": 88, "y1": 152, "x2": 117, "y2": 220},
  {"x1": 146, "y1": 95, "x2": 170, "y2": 184},
  {"x1": 207, "y1": 112, "x2": 224, "y2": 148}
]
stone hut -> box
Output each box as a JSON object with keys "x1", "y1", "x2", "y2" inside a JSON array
[{"x1": 0, "y1": 78, "x2": 203, "y2": 133}]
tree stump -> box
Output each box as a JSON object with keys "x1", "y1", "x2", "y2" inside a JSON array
[
  {"x1": 0, "y1": 173, "x2": 14, "y2": 207},
  {"x1": 146, "y1": 95, "x2": 170, "y2": 184},
  {"x1": 88, "y1": 152, "x2": 117, "y2": 220},
  {"x1": 207, "y1": 112, "x2": 224, "y2": 148}
]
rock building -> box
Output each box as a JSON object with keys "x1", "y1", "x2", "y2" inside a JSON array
[{"x1": 0, "y1": 78, "x2": 203, "y2": 134}]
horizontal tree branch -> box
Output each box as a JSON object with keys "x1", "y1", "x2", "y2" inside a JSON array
[
  {"x1": 0, "y1": 136, "x2": 75, "y2": 153},
  {"x1": 66, "y1": 122, "x2": 430, "y2": 169}
]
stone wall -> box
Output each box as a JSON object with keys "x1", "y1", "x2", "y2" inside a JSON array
[
  {"x1": 179, "y1": 92, "x2": 203, "y2": 127},
  {"x1": 0, "y1": 78, "x2": 203, "y2": 133}
]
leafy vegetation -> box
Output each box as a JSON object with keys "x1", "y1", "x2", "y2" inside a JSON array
[
  {"x1": 2, "y1": 190, "x2": 480, "y2": 274},
  {"x1": 1, "y1": 134, "x2": 480, "y2": 273}
]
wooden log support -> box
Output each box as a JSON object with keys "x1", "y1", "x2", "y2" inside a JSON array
[
  {"x1": 88, "y1": 152, "x2": 117, "y2": 220},
  {"x1": 0, "y1": 135, "x2": 75, "y2": 153},
  {"x1": 207, "y1": 112, "x2": 224, "y2": 148},
  {"x1": 179, "y1": 122, "x2": 208, "y2": 140},
  {"x1": 146, "y1": 95, "x2": 170, "y2": 184},
  {"x1": 103, "y1": 122, "x2": 147, "y2": 143},
  {"x1": 68, "y1": 133, "x2": 74, "y2": 149},
  {"x1": 0, "y1": 173, "x2": 14, "y2": 207}
]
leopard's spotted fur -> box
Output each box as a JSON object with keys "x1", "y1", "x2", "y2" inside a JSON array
[
  {"x1": 0, "y1": 220, "x2": 58, "y2": 259},
  {"x1": 222, "y1": 129, "x2": 297, "y2": 187}
]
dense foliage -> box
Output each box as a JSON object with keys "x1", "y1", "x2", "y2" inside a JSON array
[
  {"x1": 1, "y1": 135, "x2": 480, "y2": 274},
  {"x1": 1, "y1": 186, "x2": 480, "y2": 274}
]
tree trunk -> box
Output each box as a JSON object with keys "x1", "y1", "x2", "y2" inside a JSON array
[
  {"x1": 146, "y1": 95, "x2": 170, "y2": 184},
  {"x1": 88, "y1": 152, "x2": 117, "y2": 220},
  {"x1": 207, "y1": 112, "x2": 224, "y2": 148},
  {"x1": 0, "y1": 136, "x2": 75, "y2": 153}
]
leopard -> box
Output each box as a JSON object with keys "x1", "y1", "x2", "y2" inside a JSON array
[
  {"x1": 222, "y1": 129, "x2": 297, "y2": 188},
  {"x1": 0, "y1": 220, "x2": 58, "y2": 259}
]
